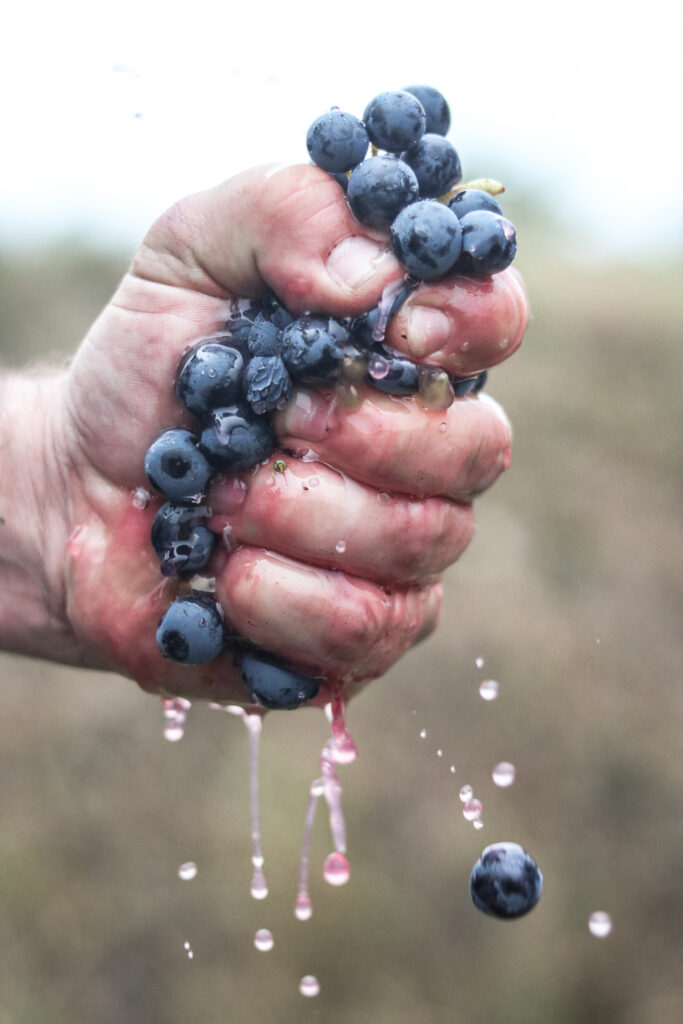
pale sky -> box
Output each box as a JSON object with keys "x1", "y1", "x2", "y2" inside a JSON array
[{"x1": 1, "y1": 0, "x2": 681, "y2": 259}]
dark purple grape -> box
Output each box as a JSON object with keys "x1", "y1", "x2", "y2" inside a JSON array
[
  {"x1": 401, "y1": 134, "x2": 462, "y2": 198},
  {"x1": 200, "y1": 404, "x2": 275, "y2": 471},
  {"x1": 144, "y1": 429, "x2": 211, "y2": 502},
  {"x1": 448, "y1": 188, "x2": 504, "y2": 220},
  {"x1": 402, "y1": 85, "x2": 450, "y2": 136},
  {"x1": 175, "y1": 342, "x2": 244, "y2": 417},
  {"x1": 363, "y1": 90, "x2": 426, "y2": 153},
  {"x1": 347, "y1": 155, "x2": 419, "y2": 228},
  {"x1": 280, "y1": 318, "x2": 345, "y2": 383},
  {"x1": 244, "y1": 355, "x2": 292, "y2": 414},
  {"x1": 456, "y1": 211, "x2": 517, "y2": 275},
  {"x1": 390, "y1": 200, "x2": 462, "y2": 280},
  {"x1": 306, "y1": 109, "x2": 369, "y2": 172}
]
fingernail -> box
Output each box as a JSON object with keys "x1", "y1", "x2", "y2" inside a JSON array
[
  {"x1": 277, "y1": 389, "x2": 332, "y2": 442},
  {"x1": 326, "y1": 236, "x2": 393, "y2": 291},
  {"x1": 406, "y1": 306, "x2": 451, "y2": 357}
]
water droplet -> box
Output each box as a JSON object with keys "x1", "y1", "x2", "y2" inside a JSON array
[
  {"x1": 377, "y1": 491, "x2": 392, "y2": 505},
  {"x1": 479, "y1": 679, "x2": 499, "y2": 701},
  {"x1": 183, "y1": 941, "x2": 191, "y2": 949},
  {"x1": 473, "y1": 819, "x2": 485, "y2": 830},
  {"x1": 459, "y1": 785, "x2": 473, "y2": 802},
  {"x1": 178, "y1": 861, "x2": 197, "y2": 880},
  {"x1": 420, "y1": 728, "x2": 427, "y2": 739},
  {"x1": 335, "y1": 539, "x2": 347, "y2": 554},
  {"x1": 183, "y1": 940, "x2": 194, "y2": 959},
  {"x1": 307, "y1": 476, "x2": 320, "y2": 488},
  {"x1": 299, "y1": 975, "x2": 320, "y2": 997},
  {"x1": 588, "y1": 911, "x2": 612, "y2": 937},
  {"x1": 254, "y1": 928, "x2": 274, "y2": 951},
  {"x1": 295, "y1": 894, "x2": 313, "y2": 920},
  {"x1": 368, "y1": 355, "x2": 389, "y2": 380},
  {"x1": 492, "y1": 762, "x2": 516, "y2": 787},
  {"x1": 437, "y1": 748, "x2": 443, "y2": 757},
  {"x1": 323, "y1": 851, "x2": 350, "y2": 886},
  {"x1": 475, "y1": 656, "x2": 484, "y2": 669},
  {"x1": 131, "y1": 486, "x2": 151, "y2": 510},
  {"x1": 439, "y1": 422, "x2": 447, "y2": 432},
  {"x1": 463, "y1": 798, "x2": 483, "y2": 821},
  {"x1": 450, "y1": 765, "x2": 456, "y2": 774}
]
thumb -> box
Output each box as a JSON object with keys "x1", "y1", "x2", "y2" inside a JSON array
[{"x1": 132, "y1": 163, "x2": 402, "y2": 316}]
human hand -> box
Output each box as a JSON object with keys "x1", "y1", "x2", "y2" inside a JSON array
[{"x1": 4, "y1": 164, "x2": 527, "y2": 706}]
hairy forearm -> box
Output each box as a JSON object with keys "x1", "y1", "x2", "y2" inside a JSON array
[{"x1": 0, "y1": 369, "x2": 78, "y2": 663}]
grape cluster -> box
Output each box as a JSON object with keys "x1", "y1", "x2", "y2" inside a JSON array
[
  {"x1": 307, "y1": 86, "x2": 518, "y2": 279},
  {"x1": 145, "y1": 84, "x2": 513, "y2": 710}
]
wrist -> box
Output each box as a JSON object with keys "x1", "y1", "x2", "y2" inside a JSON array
[{"x1": 0, "y1": 369, "x2": 78, "y2": 663}]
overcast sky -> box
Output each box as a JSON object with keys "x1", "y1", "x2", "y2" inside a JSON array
[{"x1": 1, "y1": 0, "x2": 681, "y2": 260}]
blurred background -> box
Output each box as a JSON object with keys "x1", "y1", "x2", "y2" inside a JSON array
[{"x1": 1, "y1": 1, "x2": 682, "y2": 1022}]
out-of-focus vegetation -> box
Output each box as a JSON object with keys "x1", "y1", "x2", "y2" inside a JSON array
[{"x1": 0, "y1": 211, "x2": 681, "y2": 1024}]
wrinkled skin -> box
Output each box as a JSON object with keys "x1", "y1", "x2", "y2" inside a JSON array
[{"x1": 56, "y1": 164, "x2": 527, "y2": 706}]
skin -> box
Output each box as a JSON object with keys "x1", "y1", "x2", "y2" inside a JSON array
[{"x1": 0, "y1": 163, "x2": 528, "y2": 707}]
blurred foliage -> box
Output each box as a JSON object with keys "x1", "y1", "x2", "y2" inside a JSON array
[{"x1": 0, "y1": 213, "x2": 682, "y2": 1024}]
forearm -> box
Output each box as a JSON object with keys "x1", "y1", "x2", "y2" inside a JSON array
[{"x1": 0, "y1": 369, "x2": 77, "y2": 663}]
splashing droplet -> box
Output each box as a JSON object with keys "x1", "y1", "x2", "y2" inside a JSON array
[
  {"x1": 450, "y1": 765, "x2": 456, "y2": 774},
  {"x1": 299, "y1": 975, "x2": 320, "y2": 997},
  {"x1": 479, "y1": 679, "x2": 499, "y2": 701},
  {"x1": 178, "y1": 861, "x2": 197, "y2": 880},
  {"x1": 323, "y1": 851, "x2": 350, "y2": 886},
  {"x1": 459, "y1": 785, "x2": 473, "y2": 802},
  {"x1": 473, "y1": 819, "x2": 485, "y2": 830},
  {"x1": 420, "y1": 728, "x2": 427, "y2": 739},
  {"x1": 492, "y1": 762, "x2": 516, "y2": 787},
  {"x1": 463, "y1": 798, "x2": 483, "y2": 821},
  {"x1": 475, "y1": 656, "x2": 484, "y2": 669},
  {"x1": 588, "y1": 911, "x2": 612, "y2": 938},
  {"x1": 437, "y1": 748, "x2": 443, "y2": 757},
  {"x1": 254, "y1": 928, "x2": 274, "y2": 951}
]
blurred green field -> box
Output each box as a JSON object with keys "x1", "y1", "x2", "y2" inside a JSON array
[{"x1": 0, "y1": 222, "x2": 681, "y2": 1024}]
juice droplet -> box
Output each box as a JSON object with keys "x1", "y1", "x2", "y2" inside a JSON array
[
  {"x1": 377, "y1": 491, "x2": 392, "y2": 505},
  {"x1": 588, "y1": 911, "x2": 612, "y2": 938},
  {"x1": 463, "y1": 798, "x2": 483, "y2": 822},
  {"x1": 162, "y1": 697, "x2": 191, "y2": 742},
  {"x1": 439, "y1": 421, "x2": 447, "y2": 432},
  {"x1": 459, "y1": 784, "x2": 473, "y2": 802},
  {"x1": 222, "y1": 524, "x2": 239, "y2": 552},
  {"x1": 299, "y1": 975, "x2": 320, "y2": 997},
  {"x1": 417, "y1": 366, "x2": 454, "y2": 410},
  {"x1": 479, "y1": 679, "x2": 499, "y2": 701},
  {"x1": 473, "y1": 819, "x2": 485, "y2": 830},
  {"x1": 295, "y1": 893, "x2": 313, "y2": 921},
  {"x1": 323, "y1": 852, "x2": 350, "y2": 886},
  {"x1": 132, "y1": 486, "x2": 151, "y2": 509},
  {"x1": 368, "y1": 355, "x2": 389, "y2": 379},
  {"x1": 254, "y1": 928, "x2": 274, "y2": 951},
  {"x1": 492, "y1": 762, "x2": 516, "y2": 787},
  {"x1": 335, "y1": 539, "x2": 347, "y2": 554},
  {"x1": 178, "y1": 861, "x2": 197, "y2": 880},
  {"x1": 250, "y1": 866, "x2": 268, "y2": 900}
]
